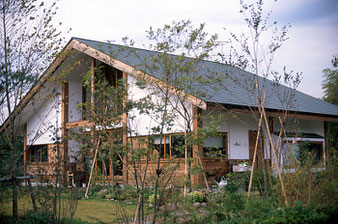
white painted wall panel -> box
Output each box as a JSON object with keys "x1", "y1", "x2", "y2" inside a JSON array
[
  {"x1": 127, "y1": 74, "x2": 192, "y2": 136},
  {"x1": 68, "y1": 81, "x2": 82, "y2": 122},
  {"x1": 275, "y1": 119, "x2": 324, "y2": 137},
  {"x1": 27, "y1": 87, "x2": 61, "y2": 145}
]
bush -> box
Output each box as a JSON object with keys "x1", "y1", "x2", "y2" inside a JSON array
[
  {"x1": 24, "y1": 211, "x2": 52, "y2": 224},
  {"x1": 262, "y1": 201, "x2": 327, "y2": 224},
  {"x1": 187, "y1": 191, "x2": 206, "y2": 203},
  {"x1": 148, "y1": 193, "x2": 160, "y2": 205}
]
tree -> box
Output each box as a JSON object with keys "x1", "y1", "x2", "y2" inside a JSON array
[
  {"x1": 0, "y1": 0, "x2": 64, "y2": 219},
  {"x1": 122, "y1": 20, "x2": 226, "y2": 223},
  {"x1": 322, "y1": 55, "x2": 338, "y2": 106},
  {"x1": 222, "y1": 0, "x2": 301, "y2": 205},
  {"x1": 322, "y1": 55, "x2": 338, "y2": 164}
]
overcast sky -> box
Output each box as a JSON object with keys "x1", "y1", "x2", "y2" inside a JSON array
[{"x1": 55, "y1": 0, "x2": 338, "y2": 99}]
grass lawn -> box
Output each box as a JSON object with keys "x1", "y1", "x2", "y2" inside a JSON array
[
  {"x1": 74, "y1": 199, "x2": 136, "y2": 223},
  {"x1": 1, "y1": 196, "x2": 138, "y2": 223}
]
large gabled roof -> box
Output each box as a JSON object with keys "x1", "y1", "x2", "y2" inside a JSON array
[
  {"x1": 73, "y1": 37, "x2": 338, "y2": 118},
  {"x1": 1, "y1": 37, "x2": 338, "y2": 134}
]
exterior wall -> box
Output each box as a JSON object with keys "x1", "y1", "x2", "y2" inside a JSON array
[
  {"x1": 26, "y1": 144, "x2": 59, "y2": 182},
  {"x1": 274, "y1": 119, "x2": 325, "y2": 166},
  {"x1": 127, "y1": 74, "x2": 192, "y2": 136},
  {"x1": 202, "y1": 110, "x2": 269, "y2": 160},
  {"x1": 27, "y1": 86, "x2": 61, "y2": 145},
  {"x1": 274, "y1": 119, "x2": 324, "y2": 137},
  {"x1": 202, "y1": 110, "x2": 325, "y2": 163},
  {"x1": 68, "y1": 81, "x2": 82, "y2": 122}
]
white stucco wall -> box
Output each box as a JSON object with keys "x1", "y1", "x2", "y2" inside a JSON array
[
  {"x1": 27, "y1": 87, "x2": 62, "y2": 145},
  {"x1": 275, "y1": 119, "x2": 324, "y2": 137},
  {"x1": 203, "y1": 111, "x2": 266, "y2": 160},
  {"x1": 202, "y1": 110, "x2": 325, "y2": 161},
  {"x1": 127, "y1": 74, "x2": 192, "y2": 136},
  {"x1": 68, "y1": 81, "x2": 82, "y2": 122}
]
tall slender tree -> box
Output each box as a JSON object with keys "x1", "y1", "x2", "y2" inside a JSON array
[{"x1": 0, "y1": 0, "x2": 64, "y2": 218}]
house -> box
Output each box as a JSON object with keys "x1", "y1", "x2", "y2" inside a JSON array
[{"x1": 1, "y1": 37, "x2": 338, "y2": 186}]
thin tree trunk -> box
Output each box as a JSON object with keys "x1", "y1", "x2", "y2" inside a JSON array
[{"x1": 27, "y1": 178, "x2": 37, "y2": 212}]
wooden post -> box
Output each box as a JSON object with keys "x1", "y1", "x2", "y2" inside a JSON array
[
  {"x1": 85, "y1": 137, "x2": 101, "y2": 198},
  {"x1": 23, "y1": 123, "x2": 27, "y2": 174},
  {"x1": 261, "y1": 104, "x2": 288, "y2": 206},
  {"x1": 268, "y1": 117, "x2": 274, "y2": 166},
  {"x1": 61, "y1": 82, "x2": 69, "y2": 184},
  {"x1": 122, "y1": 72, "x2": 128, "y2": 184},
  {"x1": 324, "y1": 121, "x2": 329, "y2": 168},
  {"x1": 247, "y1": 113, "x2": 263, "y2": 201},
  {"x1": 191, "y1": 106, "x2": 203, "y2": 186}
]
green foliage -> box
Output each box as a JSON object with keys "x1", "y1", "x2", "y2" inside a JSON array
[
  {"x1": 296, "y1": 140, "x2": 311, "y2": 166},
  {"x1": 262, "y1": 201, "x2": 327, "y2": 224},
  {"x1": 148, "y1": 193, "x2": 160, "y2": 205},
  {"x1": 322, "y1": 55, "x2": 338, "y2": 105},
  {"x1": 187, "y1": 191, "x2": 206, "y2": 203},
  {"x1": 322, "y1": 55, "x2": 338, "y2": 166},
  {"x1": 24, "y1": 211, "x2": 52, "y2": 224}
]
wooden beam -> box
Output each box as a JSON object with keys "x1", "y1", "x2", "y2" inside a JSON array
[
  {"x1": 65, "y1": 120, "x2": 92, "y2": 129},
  {"x1": 71, "y1": 39, "x2": 207, "y2": 110}
]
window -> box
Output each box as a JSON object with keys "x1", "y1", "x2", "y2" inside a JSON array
[
  {"x1": 152, "y1": 134, "x2": 185, "y2": 159},
  {"x1": 171, "y1": 135, "x2": 185, "y2": 158},
  {"x1": 28, "y1": 145, "x2": 48, "y2": 163},
  {"x1": 283, "y1": 140, "x2": 324, "y2": 166},
  {"x1": 153, "y1": 136, "x2": 170, "y2": 159},
  {"x1": 203, "y1": 133, "x2": 227, "y2": 158}
]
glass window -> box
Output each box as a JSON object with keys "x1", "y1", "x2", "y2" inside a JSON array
[
  {"x1": 283, "y1": 140, "x2": 324, "y2": 166},
  {"x1": 203, "y1": 134, "x2": 226, "y2": 158},
  {"x1": 153, "y1": 136, "x2": 170, "y2": 159},
  {"x1": 28, "y1": 145, "x2": 48, "y2": 163},
  {"x1": 171, "y1": 135, "x2": 185, "y2": 158}
]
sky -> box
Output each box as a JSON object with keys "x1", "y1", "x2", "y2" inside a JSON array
[{"x1": 55, "y1": 0, "x2": 338, "y2": 99}]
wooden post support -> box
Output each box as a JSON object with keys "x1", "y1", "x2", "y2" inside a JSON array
[
  {"x1": 247, "y1": 91, "x2": 266, "y2": 201},
  {"x1": 191, "y1": 106, "x2": 203, "y2": 186},
  {"x1": 247, "y1": 113, "x2": 263, "y2": 201},
  {"x1": 23, "y1": 123, "x2": 27, "y2": 174},
  {"x1": 61, "y1": 81, "x2": 69, "y2": 184},
  {"x1": 324, "y1": 121, "x2": 329, "y2": 168},
  {"x1": 122, "y1": 72, "x2": 129, "y2": 185},
  {"x1": 261, "y1": 104, "x2": 288, "y2": 206}
]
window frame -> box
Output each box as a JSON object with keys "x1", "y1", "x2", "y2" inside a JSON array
[
  {"x1": 282, "y1": 139, "x2": 324, "y2": 167},
  {"x1": 203, "y1": 132, "x2": 228, "y2": 159},
  {"x1": 151, "y1": 133, "x2": 186, "y2": 159},
  {"x1": 27, "y1": 144, "x2": 49, "y2": 164}
]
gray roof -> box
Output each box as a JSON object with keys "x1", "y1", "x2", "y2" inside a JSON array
[{"x1": 73, "y1": 37, "x2": 338, "y2": 117}]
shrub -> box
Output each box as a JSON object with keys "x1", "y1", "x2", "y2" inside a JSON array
[
  {"x1": 187, "y1": 191, "x2": 206, "y2": 203},
  {"x1": 262, "y1": 201, "x2": 327, "y2": 224},
  {"x1": 24, "y1": 211, "x2": 52, "y2": 224},
  {"x1": 148, "y1": 193, "x2": 160, "y2": 205},
  {"x1": 98, "y1": 188, "x2": 108, "y2": 199}
]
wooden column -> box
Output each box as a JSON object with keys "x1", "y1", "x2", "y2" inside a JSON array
[
  {"x1": 191, "y1": 106, "x2": 203, "y2": 186},
  {"x1": 268, "y1": 117, "x2": 274, "y2": 165},
  {"x1": 122, "y1": 72, "x2": 128, "y2": 184},
  {"x1": 61, "y1": 81, "x2": 69, "y2": 183},
  {"x1": 23, "y1": 123, "x2": 27, "y2": 174},
  {"x1": 324, "y1": 121, "x2": 329, "y2": 168}
]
